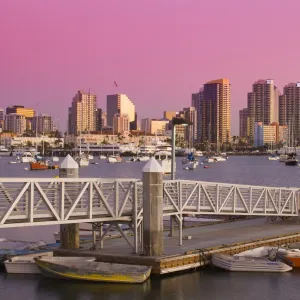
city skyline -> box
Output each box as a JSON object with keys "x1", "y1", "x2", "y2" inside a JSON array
[{"x1": 2, "y1": 0, "x2": 300, "y2": 134}]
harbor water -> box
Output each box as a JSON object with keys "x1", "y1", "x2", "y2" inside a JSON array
[{"x1": 1, "y1": 156, "x2": 300, "y2": 300}]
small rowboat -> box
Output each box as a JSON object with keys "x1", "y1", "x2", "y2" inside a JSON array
[{"x1": 35, "y1": 257, "x2": 152, "y2": 283}]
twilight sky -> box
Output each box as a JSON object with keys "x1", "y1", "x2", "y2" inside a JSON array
[{"x1": 1, "y1": 0, "x2": 300, "y2": 134}]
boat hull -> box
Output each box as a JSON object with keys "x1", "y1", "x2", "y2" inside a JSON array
[
  {"x1": 211, "y1": 253, "x2": 292, "y2": 272},
  {"x1": 35, "y1": 259, "x2": 151, "y2": 283}
]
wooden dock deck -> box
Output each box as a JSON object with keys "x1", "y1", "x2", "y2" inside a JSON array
[{"x1": 55, "y1": 218, "x2": 300, "y2": 274}]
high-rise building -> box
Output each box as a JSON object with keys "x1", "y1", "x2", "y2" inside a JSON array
[
  {"x1": 0, "y1": 108, "x2": 4, "y2": 129},
  {"x1": 239, "y1": 108, "x2": 249, "y2": 138},
  {"x1": 247, "y1": 79, "x2": 279, "y2": 139},
  {"x1": 141, "y1": 118, "x2": 151, "y2": 134},
  {"x1": 95, "y1": 108, "x2": 102, "y2": 131},
  {"x1": 107, "y1": 94, "x2": 135, "y2": 127},
  {"x1": 113, "y1": 114, "x2": 129, "y2": 134},
  {"x1": 150, "y1": 119, "x2": 169, "y2": 135},
  {"x1": 130, "y1": 112, "x2": 138, "y2": 130},
  {"x1": 279, "y1": 82, "x2": 300, "y2": 145},
  {"x1": 4, "y1": 113, "x2": 26, "y2": 135},
  {"x1": 163, "y1": 111, "x2": 176, "y2": 121},
  {"x1": 68, "y1": 90, "x2": 97, "y2": 135},
  {"x1": 32, "y1": 114, "x2": 54, "y2": 134},
  {"x1": 182, "y1": 107, "x2": 197, "y2": 145},
  {"x1": 191, "y1": 88, "x2": 204, "y2": 143},
  {"x1": 6, "y1": 105, "x2": 35, "y2": 118},
  {"x1": 197, "y1": 79, "x2": 231, "y2": 146},
  {"x1": 254, "y1": 122, "x2": 287, "y2": 147},
  {"x1": 101, "y1": 112, "x2": 107, "y2": 128}
]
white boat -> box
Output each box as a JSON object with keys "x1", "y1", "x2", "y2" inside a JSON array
[
  {"x1": 211, "y1": 253, "x2": 292, "y2": 272},
  {"x1": 21, "y1": 151, "x2": 34, "y2": 163},
  {"x1": 154, "y1": 151, "x2": 173, "y2": 174},
  {"x1": 99, "y1": 155, "x2": 107, "y2": 160},
  {"x1": 136, "y1": 155, "x2": 150, "y2": 162},
  {"x1": 75, "y1": 153, "x2": 89, "y2": 167},
  {"x1": 268, "y1": 155, "x2": 279, "y2": 161},
  {"x1": 4, "y1": 252, "x2": 53, "y2": 274},
  {"x1": 203, "y1": 157, "x2": 216, "y2": 163},
  {"x1": 107, "y1": 155, "x2": 122, "y2": 163},
  {"x1": 212, "y1": 156, "x2": 227, "y2": 162},
  {"x1": 183, "y1": 161, "x2": 198, "y2": 170},
  {"x1": 194, "y1": 151, "x2": 203, "y2": 157},
  {"x1": 0, "y1": 146, "x2": 10, "y2": 156},
  {"x1": 52, "y1": 156, "x2": 59, "y2": 162},
  {"x1": 88, "y1": 154, "x2": 94, "y2": 160}
]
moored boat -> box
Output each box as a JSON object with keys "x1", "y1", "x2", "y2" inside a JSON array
[
  {"x1": 34, "y1": 257, "x2": 152, "y2": 283},
  {"x1": 268, "y1": 154, "x2": 279, "y2": 161},
  {"x1": 30, "y1": 161, "x2": 59, "y2": 170},
  {"x1": 285, "y1": 156, "x2": 298, "y2": 166},
  {"x1": 154, "y1": 151, "x2": 173, "y2": 174},
  {"x1": 211, "y1": 253, "x2": 292, "y2": 272},
  {"x1": 4, "y1": 252, "x2": 53, "y2": 274},
  {"x1": 107, "y1": 155, "x2": 122, "y2": 163}
]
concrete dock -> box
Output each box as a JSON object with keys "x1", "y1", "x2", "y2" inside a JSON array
[{"x1": 55, "y1": 217, "x2": 300, "y2": 274}]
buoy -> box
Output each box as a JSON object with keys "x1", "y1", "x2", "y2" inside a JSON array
[{"x1": 204, "y1": 165, "x2": 208, "y2": 169}]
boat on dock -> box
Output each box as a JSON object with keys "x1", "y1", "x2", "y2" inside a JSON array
[
  {"x1": 34, "y1": 257, "x2": 152, "y2": 283},
  {"x1": 211, "y1": 252, "x2": 292, "y2": 272},
  {"x1": 4, "y1": 252, "x2": 53, "y2": 274}
]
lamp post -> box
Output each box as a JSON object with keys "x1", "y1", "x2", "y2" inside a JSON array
[{"x1": 169, "y1": 118, "x2": 191, "y2": 237}]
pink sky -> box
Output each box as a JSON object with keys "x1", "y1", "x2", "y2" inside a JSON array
[{"x1": 1, "y1": 0, "x2": 300, "y2": 134}]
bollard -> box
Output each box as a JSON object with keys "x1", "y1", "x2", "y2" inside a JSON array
[
  {"x1": 142, "y1": 157, "x2": 164, "y2": 256},
  {"x1": 59, "y1": 155, "x2": 80, "y2": 249}
]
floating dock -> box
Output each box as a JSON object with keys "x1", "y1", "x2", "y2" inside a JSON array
[{"x1": 55, "y1": 218, "x2": 300, "y2": 275}]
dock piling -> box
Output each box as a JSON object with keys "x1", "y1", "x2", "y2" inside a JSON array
[
  {"x1": 142, "y1": 157, "x2": 164, "y2": 256},
  {"x1": 59, "y1": 155, "x2": 80, "y2": 249}
]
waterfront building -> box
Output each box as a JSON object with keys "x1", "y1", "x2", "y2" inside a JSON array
[
  {"x1": 0, "y1": 108, "x2": 3, "y2": 131},
  {"x1": 150, "y1": 119, "x2": 169, "y2": 135},
  {"x1": 113, "y1": 114, "x2": 130, "y2": 134},
  {"x1": 191, "y1": 88, "x2": 204, "y2": 143},
  {"x1": 141, "y1": 118, "x2": 151, "y2": 134},
  {"x1": 107, "y1": 94, "x2": 135, "y2": 127},
  {"x1": 163, "y1": 111, "x2": 177, "y2": 121},
  {"x1": 32, "y1": 114, "x2": 54, "y2": 134},
  {"x1": 196, "y1": 78, "x2": 231, "y2": 146},
  {"x1": 95, "y1": 108, "x2": 102, "y2": 131},
  {"x1": 4, "y1": 113, "x2": 26, "y2": 135},
  {"x1": 0, "y1": 136, "x2": 63, "y2": 148},
  {"x1": 247, "y1": 79, "x2": 279, "y2": 140},
  {"x1": 130, "y1": 112, "x2": 138, "y2": 130},
  {"x1": 239, "y1": 108, "x2": 249, "y2": 138},
  {"x1": 182, "y1": 107, "x2": 197, "y2": 146},
  {"x1": 279, "y1": 82, "x2": 300, "y2": 145},
  {"x1": 68, "y1": 90, "x2": 97, "y2": 135},
  {"x1": 254, "y1": 122, "x2": 288, "y2": 148}
]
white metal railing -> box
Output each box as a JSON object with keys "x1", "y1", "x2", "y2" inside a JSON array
[{"x1": 0, "y1": 178, "x2": 298, "y2": 228}]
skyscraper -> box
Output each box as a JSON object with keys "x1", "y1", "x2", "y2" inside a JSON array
[
  {"x1": 191, "y1": 88, "x2": 204, "y2": 142},
  {"x1": 107, "y1": 94, "x2": 135, "y2": 127},
  {"x1": 68, "y1": 90, "x2": 97, "y2": 135},
  {"x1": 239, "y1": 108, "x2": 249, "y2": 138},
  {"x1": 247, "y1": 79, "x2": 279, "y2": 139},
  {"x1": 32, "y1": 114, "x2": 54, "y2": 134},
  {"x1": 197, "y1": 79, "x2": 231, "y2": 146},
  {"x1": 0, "y1": 108, "x2": 4, "y2": 130},
  {"x1": 182, "y1": 107, "x2": 197, "y2": 145},
  {"x1": 95, "y1": 108, "x2": 102, "y2": 131},
  {"x1": 4, "y1": 113, "x2": 26, "y2": 135},
  {"x1": 113, "y1": 114, "x2": 129, "y2": 134},
  {"x1": 279, "y1": 82, "x2": 300, "y2": 145}
]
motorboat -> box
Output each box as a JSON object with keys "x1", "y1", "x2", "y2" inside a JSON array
[
  {"x1": 136, "y1": 155, "x2": 150, "y2": 162},
  {"x1": 75, "y1": 153, "x2": 89, "y2": 167},
  {"x1": 99, "y1": 155, "x2": 107, "y2": 160},
  {"x1": 279, "y1": 154, "x2": 288, "y2": 162},
  {"x1": 4, "y1": 252, "x2": 53, "y2": 274},
  {"x1": 107, "y1": 155, "x2": 122, "y2": 163},
  {"x1": 34, "y1": 257, "x2": 152, "y2": 283},
  {"x1": 212, "y1": 155, "x2": 227, "y2": 162},
  {"x1": 211, "y1": 253, "x2": 292, "y2": 272},
  {"x1": 21, "y1": 151, "x2": 34, "y2": 163},
  {"x1": 88, "y1": 154, "x2": 94, "y2": 160},
  {"x1": 285, "y1": 156, "x2": 298, "y2": 166},
  {"x1": 30, "y1": 160, "x2": 59, "y2": 170},
  {"x1": 268, "y1": 154, "x2": 279, "y2": 161},
  {"x1": 154, "y1": 151, "x2": 173, "y2": 174},
  {"x1": 203, "y1": 156, "x2": 217, "y2": 163},
  {"x1": 52, "y1": 156, "x2": 59, "y2": 162},
  {"x1": 194, "y1": 151, "x2": 203, "y2": 157},
  {"x1": 182, "y1": 152, "x2": 199, "y2": 170},
  {"x1": 0, "y1": 146, "x2": 10, "y2": 156}
]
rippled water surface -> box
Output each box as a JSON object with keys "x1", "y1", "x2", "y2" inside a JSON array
[{"x1": 0, "y1": 156, "x2": 299, "y2": 300}]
